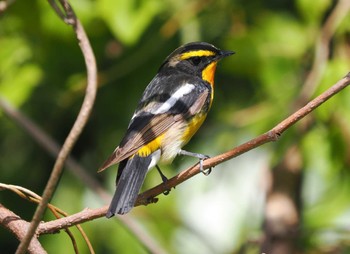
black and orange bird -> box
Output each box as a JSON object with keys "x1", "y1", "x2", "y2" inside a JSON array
[{"x1": 99, "y1": 42, "x2": 234, "y2": 217}]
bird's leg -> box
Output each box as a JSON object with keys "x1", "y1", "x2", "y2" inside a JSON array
[
  {"x1": 178, "y1": 149, "x2": 212, "y2": 176},
  {"x1": 156, "y1": 165, "x2": 171, "y2": 195}
]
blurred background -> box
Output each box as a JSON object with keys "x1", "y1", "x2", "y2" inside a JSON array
[{"x1": 0, "y1": 0, "x2": 350, "y2": 253}]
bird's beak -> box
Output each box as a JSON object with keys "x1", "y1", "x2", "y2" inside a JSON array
[{"x1": 218, "y1": 50, "x2": 235, "y2": 59}]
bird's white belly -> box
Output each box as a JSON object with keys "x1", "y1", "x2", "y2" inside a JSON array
[{"x1": 160, "y1": 121, "x2": 187, "y2": 164}]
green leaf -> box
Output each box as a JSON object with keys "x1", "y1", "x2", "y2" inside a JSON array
[
  {"x1": 0, "y1": 37, "x2": 42, "y2": 106},
  {"x1": 98, "y1": 0, "x2": 163, "y2": 45},
  {"x1": 296, "y1": 0, "x2": 332, "y2": 24}
]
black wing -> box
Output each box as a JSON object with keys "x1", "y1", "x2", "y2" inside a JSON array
[{"x1": 98, "y1": 73, "x2": 211, "y2": 172}]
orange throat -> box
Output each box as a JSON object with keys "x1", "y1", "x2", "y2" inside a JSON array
[
  {"x1": 202, "y1": 61, "x2": 217, "y2": 107},
  {"x1": 202, "y1": 62, "x2": 217, "y2": 87}
]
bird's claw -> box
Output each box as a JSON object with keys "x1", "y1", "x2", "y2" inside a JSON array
[{"x1": 199, "y1": 156, "x2": 211, "y2": 176}]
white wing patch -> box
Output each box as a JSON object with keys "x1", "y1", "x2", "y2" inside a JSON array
[{"x1": 153, "y1": 83, "x2": 195, "y2": 114}]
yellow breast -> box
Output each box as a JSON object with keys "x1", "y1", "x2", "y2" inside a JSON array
[
  {"x1": 181, "y1": 113, "x2": 207, "y2": 145},
  {"x1": 137, "y1": 134, "x2": 164, "y2": 157},
  {"x1": 136, "y1": 113, "x2": 208, "y2": 162}
]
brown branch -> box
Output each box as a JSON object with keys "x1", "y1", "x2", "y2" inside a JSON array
[
  {"x1": 36, "y1": 72, "x2": 350, "y2": 234},
  {"x1": 1, "y1": 183, "x2": 95, "y2": 253},
  {"x1": 137, "y1": 72, "x2": 350, "y2": 203},
  {"x1": 15, "y1": 1, "x2": 97, "y2": 253},
  {"x1": 0, "y1": 98, "x2": 168, "y2": 254},
  {"x1": 0, "y1": 204, "x2": 46, "y2": 254},
  {"x1": 38, "y1": 207, "x2": 108, "y2": 235},
  {"x1": 0, "y1": 13, "x2": 167, "y2": 254},
  {"x1": 261, "y1": 2, "x2": 350, "y2": 251}
]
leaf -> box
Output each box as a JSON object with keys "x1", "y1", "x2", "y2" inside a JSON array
[
  {"x1": 0, "y1": 37, "x2": 42, "y2": 107},
  {"x1": 98, "y1": 0, "x2": 163, "y2": 45},
  {"x1": 296, "y1": 0, "x2": 332, "y2": 24}
]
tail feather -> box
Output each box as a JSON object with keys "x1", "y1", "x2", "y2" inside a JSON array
[{"x1": 106, "y1": 154, "x2": 152, "y2": 217}]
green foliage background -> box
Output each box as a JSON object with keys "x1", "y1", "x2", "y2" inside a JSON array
[{"x1": 0, "y1": 0, "x2": 349, "y2": 253}]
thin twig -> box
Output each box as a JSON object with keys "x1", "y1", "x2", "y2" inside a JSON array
[
  {"x1": 36, "y1": 72, "x2": 350, "y2": 233},
  {"x1": 15, "y1": 0, "x2": 97, "y2": 253},
  {"x1": 38, "y1": 206, "x2": 108, "y2": 234},
  {"x1": 137, "y1": 73, "x2": 350, "y2": 203},
  {"x1": 0, "y1": 98, "x2": 168, "y2": 254},
  {"x1": 2, "y1": 0, "x2": 165, "y2": 249},
  {"x1": 0, "y1": 183, "x2": 95, "y2": 253},
  {"x1": 0, "y1": 25, "x2": 168, "y2": 254},
  {"x1": 261, "y1": 3, "x2": 350, "y2": 250},
  {"x1": 0, "y1": 204, "x2": 47, "y2": 254}
]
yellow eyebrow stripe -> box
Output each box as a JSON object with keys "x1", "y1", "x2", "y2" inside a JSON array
[{"x1": 180, "y1": 50, "x2": 215, "y2": 60}]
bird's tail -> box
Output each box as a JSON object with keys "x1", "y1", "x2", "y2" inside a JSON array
[{"x1": 106, "y1": 154, "x2": 152, "y2": 217}]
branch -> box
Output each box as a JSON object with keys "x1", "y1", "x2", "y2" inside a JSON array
[
  {"x1": 15, "y1": 0, "x2": 97, "y2": 253},
  {"x1": 0, "y1": 98, "x2": 169, "y2": 254},
  {"x1": 38, "y1": 207, "x2": 107, "y2": 235},
  {"x1": 0, "y1": 183, "x2": 95, "y2": 253},
  {"x1": 261, "y1": 2, "x2": 350, "y2": 251},
  {"x1": 137, "y1": 72, "x2": 350, "y2": 203},
  {"x1": 0, "y1": 204, "x2": 46, "y2": 254},
  {"x1": 36, "y1": 72, "x2": 350, "y2": 233},
  {"x1": 0, "y1": 9, "x2": 166, "y2": 254}
]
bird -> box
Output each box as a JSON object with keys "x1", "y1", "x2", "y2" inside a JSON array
[{"x1": 99, "y1": 42, "x2": 234, "y2": 217}]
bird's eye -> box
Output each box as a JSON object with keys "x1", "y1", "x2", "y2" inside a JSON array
[{"x1": 189, "y1": 56, "x2": 201, "y2": 66}]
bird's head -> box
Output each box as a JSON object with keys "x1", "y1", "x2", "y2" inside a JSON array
[{"x1": 160, "y1": 42, "x2": 234, "y2": 83}]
